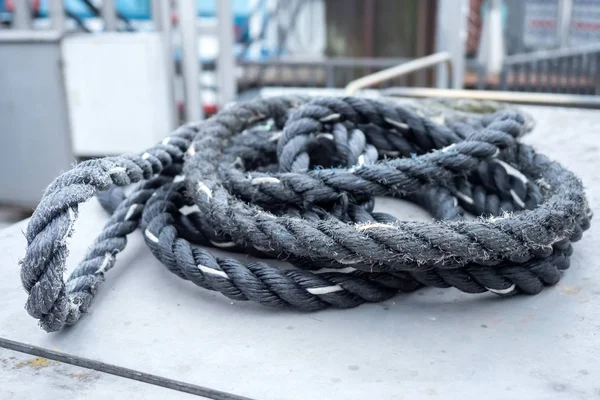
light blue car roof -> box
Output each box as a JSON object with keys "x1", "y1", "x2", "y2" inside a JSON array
[{"x1": 35, "y1": 0, "x2": 252, "y2": 20}]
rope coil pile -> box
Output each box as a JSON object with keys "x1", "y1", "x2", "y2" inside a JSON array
[{"x1": 20, "y1": 96, "x2": 591, "y2": 332}]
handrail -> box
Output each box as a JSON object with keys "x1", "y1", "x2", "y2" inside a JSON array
[
  {"x1": 345, "y1": 52, "x2": 453, "y2": 95},
  {"x1": 380, "y1": 87, "x2": 600, "y2": 109}
]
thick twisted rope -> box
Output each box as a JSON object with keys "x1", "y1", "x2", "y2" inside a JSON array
[{"x1": 20, "y1": 96, "x2": 591, "y2": 332}]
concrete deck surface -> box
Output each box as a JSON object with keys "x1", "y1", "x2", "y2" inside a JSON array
[
  {"x1": 0, "y1": 348, "x2": 197, "y2": 399},
  {"x1": 0, "y1": 105, "x2": 599, "y2": 399}
]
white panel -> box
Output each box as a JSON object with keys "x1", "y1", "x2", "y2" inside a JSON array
[{"x1": 62, "y1": 33, "x2": 173, "y2": 156}]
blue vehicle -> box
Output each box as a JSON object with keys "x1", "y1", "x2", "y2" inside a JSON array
[
  {"x1": 3, "y1": 0, "x2": 252, "y2": 31},
  {"x1": 2, "y1": 1, "x2": 286, "y2": 61}
]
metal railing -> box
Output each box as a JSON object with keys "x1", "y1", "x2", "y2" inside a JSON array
[
  {"x1": 345, "y1": 52, "x2": 453, "y2": 95},
  {"x1": 381, "y1": 87, "x2": 600, "y2": 109},
  {"x1": 499, "y1": 44, "x2": 600, "y2": 95},
  {"x1": 257, "y1": 86, "x2": 600, "y2": 109},
  {"x1": 233, "y1": 52, "x2": 453, "y2": 94},
  {"x1": 235, "y1": 57, "x2": 413, "y2": 90}
]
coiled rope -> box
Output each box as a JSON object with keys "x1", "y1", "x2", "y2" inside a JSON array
[{"x1": 20, "y1": 96, "x2": 591, "y2": 332}]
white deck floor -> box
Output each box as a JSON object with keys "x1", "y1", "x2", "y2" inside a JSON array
[{"x1": 1, "y1": 105, "x2": 599, "y2": 399}]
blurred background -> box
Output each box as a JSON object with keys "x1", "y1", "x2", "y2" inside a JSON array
[{"x1": 1, "y1": 0, "x2": 600, "y2": 225}]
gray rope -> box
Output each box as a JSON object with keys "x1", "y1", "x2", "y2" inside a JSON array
[{"x1": 19, "y1": 96, "x2": 591, "y2": 332}]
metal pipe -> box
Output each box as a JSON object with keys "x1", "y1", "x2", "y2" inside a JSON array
[
  {"x1": 152, "y1": 0, "x2": 177, "y2": 129},
  {"x1": 151, "y1": 0, "x2": 163, "y2": 30},
  {"x1": 595, "y1": 54, "x2": 600, "y2": 95},
  {"x1": 178, "y1": 0, "x2": 203, "y2": 121},
  {"x1": 434, "y1": 0, "x2": 467, "y2": 89},
  {"x1": 216, "y1": 0, "x2": 237, "y2": 106},
  {"x1": 524, "y1": 62, "x2": 531, "y2": 92},
  {"x1": 544, "y1": 60, "x2": 552, "y2": 93},
  {"x1": 325, "y1": 64, "x2": 334, "y2": 88},
  {"x1": 557, "y1": 0, "x2": 573, "y2": 48},
  {"x1": 345, "y1": 52, "x2": 453, "y2": 95},
  {"x1": 48, "y1": 0, "x2": 65, "y2": 32},
  {"x1": 363, "y1": 0, "x2": 374, "y2": 59},
  {"x1": 585, "y1": 54, "x2": 594, "y2": 95},
  {"x1": 102, "y1": 0, "x2": 118, "y2": 31},
  {"x1": 499, "y1": 66, "x2": 508, "y2": 91},
  {"x1": 12, "y1": 0, "x2": 31, "y2": 30},
  {"x1": 380, "y1": 87, "x2": 600, "y2": 109}
]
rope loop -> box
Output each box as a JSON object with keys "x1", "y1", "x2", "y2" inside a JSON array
[{"x1": 20, "y1": 96, "x2": 591, "y2": 332}]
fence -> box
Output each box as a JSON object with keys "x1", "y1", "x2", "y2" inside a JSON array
[{"x1": 500, "y1": 43, "x2": 600, "y2": 94}]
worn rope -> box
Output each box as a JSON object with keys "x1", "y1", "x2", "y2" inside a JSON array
[{"x1": 20, "y1": 96, "x2": 591, "y2": 332}]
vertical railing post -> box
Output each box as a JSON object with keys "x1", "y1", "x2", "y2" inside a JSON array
[
  {"x1": 102, "y1": 0, "x2": 118, "y2": 31},
  {"x1": 153, "y1": 0, "x2": 178, "y2": 128},
  {"x1": 178, "y1": 0, "x2": 203, "y2": 121},
  {"x1": 49, "y1": 0, "x2": 65, "y2": 32},
  {"x1": 12, "y1": 1, "x2": 31, "y2": 30},
  {"x1": 216, "y1": 0, "x2": 237, "y2": 106}
]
